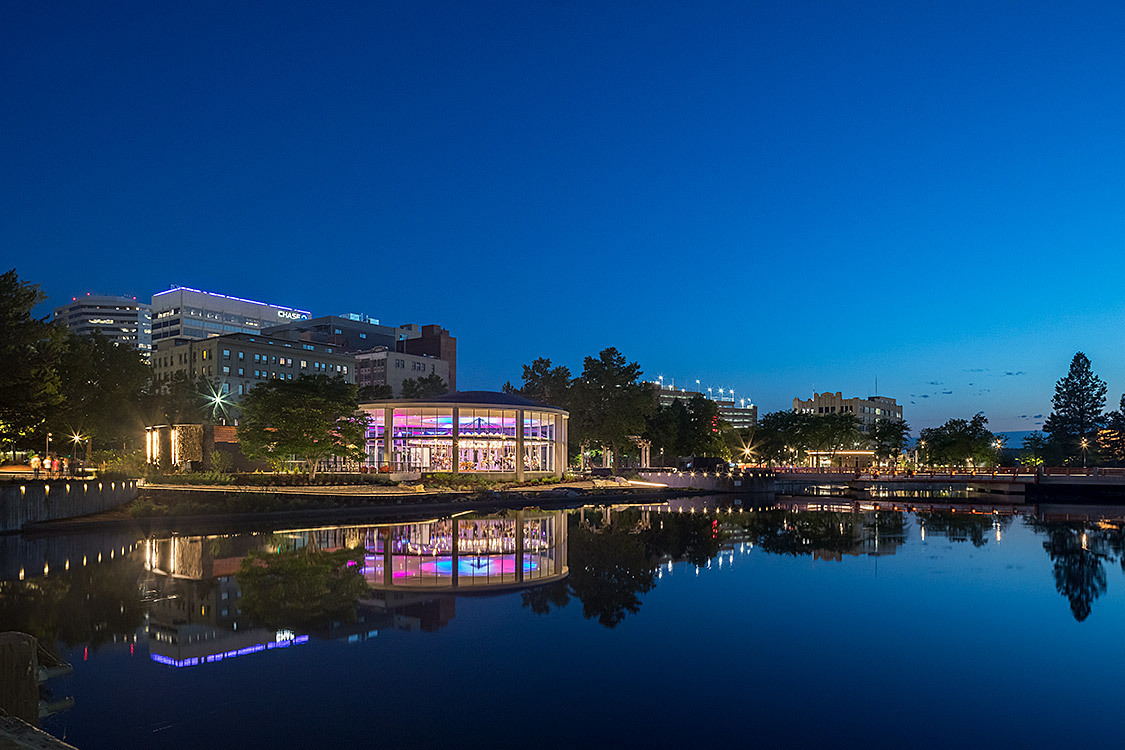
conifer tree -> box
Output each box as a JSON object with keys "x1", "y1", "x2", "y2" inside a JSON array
[{"x1": 1044, "y1": 352, "x2": 1106, "y2": 462}]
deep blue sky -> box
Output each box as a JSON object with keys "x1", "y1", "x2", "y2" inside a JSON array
[{"x1": 4, "y1": 1, "x2": 1125, "y2": 431}]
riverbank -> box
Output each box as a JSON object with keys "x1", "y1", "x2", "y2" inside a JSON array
[{"x1": 22, "y1": 481, "x2": 700, "y2": 536}]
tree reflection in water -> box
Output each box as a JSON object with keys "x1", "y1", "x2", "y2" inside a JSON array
[
  {"x1": 1030, "y1": 521, "x2": 1119, "y2": 622},
  {"x1": 236, "y1": 545, "x2": 369, "y2": 630},
  {"x1": 522, "y1": 509, "x2": 719, "y2": 627}
]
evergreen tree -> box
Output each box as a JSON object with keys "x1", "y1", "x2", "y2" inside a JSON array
[{"x1": 1044, "y1": 352, "x2": 1106, "y2": 462}]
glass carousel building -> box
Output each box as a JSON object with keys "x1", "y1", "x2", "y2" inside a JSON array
[{"x1": 360, "y1": 391, "x2": 568, "y2": 480}]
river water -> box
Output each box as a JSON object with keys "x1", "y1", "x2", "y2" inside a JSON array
[{"x1": 4, "y1": 497, "x2": 1125, "y2": 749}]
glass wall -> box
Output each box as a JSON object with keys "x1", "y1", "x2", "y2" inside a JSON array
[
  {"x1": 363, "y1": 402, "x2": 564, "y2": 475},
  {"x1": 363, "y1": 511, "x2": 567, "y2": 590},
  {"x1": 458, "y1": 407, "x2": 518, "y2": 472},
  {"x1": 389, "y1": 408, "x2": 455, "y2": 471},
  {"x1": 523, "y1": 411, "x2": 556, "y2": 473}
]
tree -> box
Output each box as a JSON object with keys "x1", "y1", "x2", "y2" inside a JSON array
[
  {"x1": 144, "y1": 371, "x2": 212, "y2": 426},
  {"x1": 400, "y1": 372, "x2": 448, "y2": 399},
  {"x1": 0, "y1": 270, "x2": 65, "y2": 452},
  {"x1": 644, "y1": 393, "x2": 726, "y2": 462},
  {"x1": 1021, "y1": 431, "x2": 1052, "y2": 467},
  {"x1": 868, "y1": 419, "x2": 911, "y2": 463},
  {"x1": 918, "y1": 413, "x2": 994, "y2": 467},
  {"x1": 1098, "y1": 394, "x2": 1125, "y2": 465},
  {"x1": 512, "y1": 357, "x2": 572, "y2": 408},
  {"x1": 569, "y1": 348, "x2": 652, "y2": 473},
  {"x1": 357, "y1": 384, "x2": 393, "y2": 401},
  {"x1": 237, "y1": 375, "x2": 369, "y2": 478},
  {"x1": 748, "y1": 411, "x2": 813, "y2": 465},
  {"x1": 1044, "y1": 352, "x2": 1106, "y2": 464},
  {"x1": 50, "y1": 331, "x2": 153, "y2": 451}
]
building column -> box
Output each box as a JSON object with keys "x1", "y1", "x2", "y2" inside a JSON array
[
  {"x1": 384, "y1": 407, "x2": 394, "y2": 471},
  {"x1": 380, "y1": 528, "x2": 392, "y2": 587},
  {"x1": 515, "y1": 408, "x2": 525, "y2": 482},
  {"x1": 556, "y1": 415, "x2": 567, "y2": 478},
  {"x1": 515, "y1": 511, "x2": 524, "y2": 583},
  {"x1": 452, "y1": 407, "x2": 459, "y2": 475},
  {"x1": 450, "y1": 518, "x2": 459, "y2": 589}
]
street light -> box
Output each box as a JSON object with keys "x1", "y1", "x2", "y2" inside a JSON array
[
  {"x1": 1081, "y1": 437, "x2": 1089, "y2": 469},
  {"x1": 46, "y1": 432, "x2": 52, "y2": 458}
]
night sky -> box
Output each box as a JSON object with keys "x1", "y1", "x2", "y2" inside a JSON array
[{"x1": 4, "y1": 1, "x2": 1125, "y2": 431}]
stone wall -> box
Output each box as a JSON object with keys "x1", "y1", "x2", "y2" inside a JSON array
[{"x1": 0, "y1": 478, "x2": 140, "y2": 533}]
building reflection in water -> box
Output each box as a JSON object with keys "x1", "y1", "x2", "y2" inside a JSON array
[
  {"x1": 139, "y1": 510, "x2": 569, "y2": 667},
  {"x1": 365, "y1": 510, "x2": 568, "y2": 590}
]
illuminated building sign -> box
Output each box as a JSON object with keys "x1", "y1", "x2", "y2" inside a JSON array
[{"x1": 277, "y1": 310, "x2": 309, "y2": 320}]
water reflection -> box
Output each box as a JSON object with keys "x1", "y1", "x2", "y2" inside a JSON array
[{"x1": 5, "y1": 501, "x2": 1125, "y2": 669}]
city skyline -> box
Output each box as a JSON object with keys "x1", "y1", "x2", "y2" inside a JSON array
[{"x1": 7, "y1": 3, "x2": 1125, "y2": 430}]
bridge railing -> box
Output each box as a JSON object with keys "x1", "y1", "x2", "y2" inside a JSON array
[{"x1": 1042, "y1": 467, "x2": 1125, "y2": 477}]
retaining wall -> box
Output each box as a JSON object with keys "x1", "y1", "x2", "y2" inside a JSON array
[
  {"x1": 0, "y1": 479, "x2": 140, "y2": 533},
  {"x1": 639, "y1": 469, "x2": 774, "y2": 493}
]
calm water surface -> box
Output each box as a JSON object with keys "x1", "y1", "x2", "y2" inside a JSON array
[{"x1": 5, "y1": 498, "x2": 1125, "y2": 749}]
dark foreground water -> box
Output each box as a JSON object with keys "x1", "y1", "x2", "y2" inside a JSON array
[{"x1": 5, "y1": 497, "x2": 1125, "y2": 749}]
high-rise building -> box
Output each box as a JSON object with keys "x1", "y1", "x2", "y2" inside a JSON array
[
  {"x1": 265, "y1": 317, "x2": 457, "y2": 390},
  {"x1": 152, "y1": 332, "x2": 354, "y2": 421},
  {"x1": 792, "y1": 392, "x2": 903, "y2": 433},
  {"x1": 53, "y1": 293, "x2": 152, "y2": 357},
  {"x1": 151, "y1": 286, "x2": 310, "y2": 343},
  {"x1": 649, "y1": 381, "x2": 758, "y2": 430}
]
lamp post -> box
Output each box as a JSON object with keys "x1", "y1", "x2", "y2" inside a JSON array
[
  {"x1": 994, "y1": 438, "x2": 1003, "y2": 467},
  {"x1": 1081, "y1": 437, "x2": 1089, "y2": 469},
  {"x1": 45, "y1": 432, "x2": 52, "y2": 459}
]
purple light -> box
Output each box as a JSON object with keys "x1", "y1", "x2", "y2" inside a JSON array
[
  {"x1": 153, "y1": 286, "x2": 311, "y2": 315},
  {"x1": 391, "y1": 556, "x2": 539, "y2": 578},
  {"x1": 150, "y1": 634, "x2": 308, "y2": 668}
]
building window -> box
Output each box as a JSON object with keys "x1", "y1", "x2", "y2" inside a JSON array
[
  {"x1": 238, "y1": 368, "x2": 244, "y2": 376},
  {"x1": 222, "y1": 349, "x2": 230, "y2": 359},
  {"x1": 222, "y1": 366, "x2": 230, "y2": 374},
  {"x1": 238, "y1": 351, "x2": 244, "y2": 361}
]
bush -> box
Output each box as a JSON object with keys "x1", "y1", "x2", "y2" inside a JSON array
[{"x1": 146, "y1": 470, "x2": 235, "y2": 486}]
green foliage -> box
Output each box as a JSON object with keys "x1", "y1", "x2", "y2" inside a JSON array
[
  {"x1": 145, "y1": 371, "x2": 212, "y2": 426},
  {"x1": 1100, "y1": 394, "x2": 1125, "y2": 465},
  {"x1": 513, "y1": 357, "x2": 572, "y2": 408},
  {"x1": 644, "y1": 394, "x2": 727, "y2": 462},
  {"x1": 357, "y1": 383, "x2": 393, "y2": 401},
  {"x1": 50, "y1": 331, "x2": 152, "y2": 450},
  {"x1": 400, "y1": 372, "x2": 448, "y2": 399},
  {"x1": 868, "y1": 418, "x2": 911, "y2": 462},
  {"x1": 236, "y1": 545, "x2": 369, "y2": 630},
  {"x1": 570, "y1": 348, "x2": 652, "y2": 472},
  {"x1": 237, "y1": 375, "x2": 369, "y2": 478},
  {"x1": 145, "y1": 470, "x2": 236, "y2": 485},
  {"x1": 0, "y1": 270, "x2": 66, "y2": 450},
  {"x1": 918, "y1": 413, "x2": 995, "y2": 467},
  {"x1": 747, "y1": 411, "x2": 864, "y2": 465},
  {"x1": 1021, "y1": 431, "x2": 1057, "y2": 466},
  {"x1": 1044, "y1": 352, "x2": 1107, "y2": 463}
]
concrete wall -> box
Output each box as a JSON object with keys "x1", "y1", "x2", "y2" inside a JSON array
[
  {"x1": 0, "y1": 479, "x2": 139, "y2": 533},
  {"x1": 639, "y1": 469, "x2": 774, "y2": 493}
]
